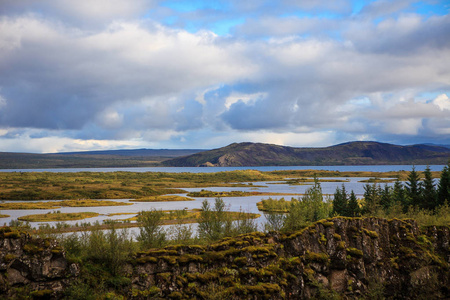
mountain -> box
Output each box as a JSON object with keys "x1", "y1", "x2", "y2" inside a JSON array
[
  {"x1": 162, "y1": 141, "x2": 450, "y2": 167},
  {"x1": 0, "y1": 149, "x2": 204, "y2": 169}
]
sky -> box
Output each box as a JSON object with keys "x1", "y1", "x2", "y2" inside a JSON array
[{"x1": 0, "y1": 0, "x2": 449, "y2": 153}]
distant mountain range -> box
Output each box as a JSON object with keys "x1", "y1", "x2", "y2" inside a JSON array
[
  {"x1": 0, "y1": 149, "x2": 204, "y2": 169},
  {"x1": 0, "y1": 142, "x2": 449, "y2": 169},
  {"x1": 162, "y1": 141, "x2": 450, "y2": 167}
]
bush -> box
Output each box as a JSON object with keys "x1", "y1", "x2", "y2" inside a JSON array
[{"x1": 137, "y1": 209, "x2": 167, "y2": 249}]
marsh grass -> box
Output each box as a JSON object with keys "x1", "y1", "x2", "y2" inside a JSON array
[
  {"x1": 131, "y1": 195, "x2": 194, "y2": 202},
  {"x1": 18, "y1": 211, "x2": 99, "y2": 222},
  {"x1": 187, "y1": 190, "x2": 301, "y2": 197},
  {"x1": 0, "y1": 169, "x2": 431, "y2": 200},
  {"x1": 0, "y1": 199, "x2": 131, "y2": 210}
]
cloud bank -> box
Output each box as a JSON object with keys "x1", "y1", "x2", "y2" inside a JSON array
[{"x1": 0, "y1": 0, "x2": 449, "y2": 152}]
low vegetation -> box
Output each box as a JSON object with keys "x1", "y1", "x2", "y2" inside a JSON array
[
  {"x1": 131, "y1": 195, "x2": 194, "y2": 202},
  {"x1": 187, "y1": 190, "x2": 300, "y2": 197},
  {"x1": 0, "y1": 169, "x2": 441, "y2": 201},
  {"x1": 18, "y1": 211, "x2": 99, "y2": 222},
  {"x1": 0, "y1": 199, "x2": 131, "y2": 210}
]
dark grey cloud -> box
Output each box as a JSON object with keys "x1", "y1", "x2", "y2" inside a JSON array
[{"x1": 346, "y1": 14, "x2": 450, "y2": 54}]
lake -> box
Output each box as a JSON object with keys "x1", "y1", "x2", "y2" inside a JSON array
[
  {"x1": 0, "y1": 164, "x2": 446, "y2": 173},
  {"x1": 0, "y1": 165, "x2": 445, "y2": 232}
]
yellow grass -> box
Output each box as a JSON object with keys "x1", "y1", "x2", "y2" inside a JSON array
[
  {"x1": 0, "y1": 199, "x2": 131, "y2": 210},
  {"x1": 131, "y1": 195, "x2": 194, "y2": 202},
  {"x1": 18, "y1": 212, "x2": 99, "y2": 222}
]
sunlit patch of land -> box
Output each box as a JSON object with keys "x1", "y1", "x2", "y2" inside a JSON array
[
  {"x1": 0, "y1": 169, "x2": 434, "y2": 201},
  {"x1": 105, "y1": 212, "x2": 136, "y2": 217},
  {"x1": 186, "y1": 190, "x2": 302, "y2": 197},
  {"x1": 131, "y1": 195, "x2": 194, "y2": 202},
  {"x1": 358, "y1": 178, "x2": 397, "y2": 183},
  {"x1": 0, "y1": 214, "x2": 9, "y2": 218},
  {"x1": 18, "y1": 211, "x2": 99, "y2": 222},
  {"x1": 0, "y1": 199, "x2": 131, "y2": 210},
  {"x1": 256, "y1": 198, "x2": 291, "y2": 213}
]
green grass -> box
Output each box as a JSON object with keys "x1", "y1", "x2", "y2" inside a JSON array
[
  {"x1": 0, "y1": 169, "x2": 431, "y2": 200},
  {"x1": 131, "y1": 195, "x2": 194, "y2": 202},
  {"x1": 0, "y1": 199, "x2": 131, "y2": 210},
  {"x1": 18, "y1": 211, "x2": 99, "y2": 222}
]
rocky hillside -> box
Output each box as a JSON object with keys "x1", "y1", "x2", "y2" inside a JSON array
[
  {"x1": 127, "y1": 217, "x2": 449, "y2": 299},
  {"x1": 162, "y1": 141, "x2": 450, "y2": 166},
  {"x1": 0, "y1": 227, "x2": 79, "y2": 299},
  {"x1": 1, "y1": 217, "x2": 449, "y2": 299}
]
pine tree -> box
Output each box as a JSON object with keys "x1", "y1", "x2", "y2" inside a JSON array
[
  {"x1": 405, "y1": 166, "x2": 422, "y2": 208},
  {"x1": 392, "y1": 179, "x2": 407, "y2": 212},
  {"x1": 421, "y1": 165, "x2": 437, "y2": 210},
  {"x1": 437, "y1": 164, "x2": 450, "y2": 207},
  {"x1": 332, "y1": 185, "x2": 348, "y2": 216},
  {"x1": 362, "y1": 183, "x2": 381, "y2": 215},
  {"x1": 348, "y1": 191, "x2": 360, "y2": 217},
  {"x1": 380, "y1": 184, "x2": 392, "y2": 212}
]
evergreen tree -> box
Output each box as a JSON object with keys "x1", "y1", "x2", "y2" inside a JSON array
[
  {"x1": 405, "y1": 166, "x2": 422, "y2": 208},
  {"x1": 437, "y1": 163, "x2": 450, "y2": 207},
  {"x1": 380, "y1": 184, "x2": 392, "y2": 212},
  {"x1": 362, "y1": 183, "x2": 381, "y2": 215},
  {"x1": 392, "y1": 179, "x2": 407, "y2": 212},
  {"x1": 348, "y1": 191, "x2": 360, "y2": 217},
  {"x1": 421, "y1": 165, "x2": 437, "y2": 210},
  {"x1": 332, "y1": 185, "x2": 348, "y2": 216}
]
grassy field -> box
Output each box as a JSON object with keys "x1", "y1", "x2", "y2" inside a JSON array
[
  {"x1": 18, "y1": 211, "x2": 99, "y2": 222},
  {"x1": 0, "y1": 199, "x2": 131, "y2": 210},
  {"x1": 186, "y1": 190, "x2": 302, "y2": 197},
  {"x1": 131, "y1": 195, "x2": 194, "y2": 202},
  {"x1": 0, "y1": 169, "x2": 430, "y2": 201}
]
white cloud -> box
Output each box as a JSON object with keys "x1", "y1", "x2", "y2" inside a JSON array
[
  {"x1": 433, "y1": 94, "x2": 450, "y2": 111},
  {"x1": 1, "y1": 1, "x2": 450, "y2": 151}
]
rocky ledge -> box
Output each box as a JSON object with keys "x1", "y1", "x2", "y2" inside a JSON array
[
  {"x1": 1, "y1": 217, "x2": 449, "y2": 299},
  {"x1": 0, "y1": 227, "x2": 79, "y2": 299},
  {"x1": 127, "y1": 217, "x2": 449, "y2": 299}
]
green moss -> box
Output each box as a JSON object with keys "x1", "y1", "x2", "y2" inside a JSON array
[
  {"x1": 337, "y1": 241, "x2": 346, "y2": 250},
  {"x1": 24, "y1": 243, "x2": 44, "y2": 254},
  {"x1": 233, "y1": 256, "x2": 248, "y2": 266},
  {"x1": 167, "y1": 291, "x2": 183, "y2": 299},
  {"x1": 305, "y1": 251, "x2": 329, "y2": 263},
  {"x1": 131, "y1": 286, "x2": 161, "y2": 297},
  {"x1": 160, "y1": 255, "x2": 178, "y2": 265},
  {"x1": 399, "y1": 246, "x2": 416, "y2": 258},
  {"x1": 136, "y1": 256, "x2": 158, "y2": 264},
  {"x1": 346, "y1": 247, "x2": 363, "y2": 258},
  {"x1": 416, "y1": 235, "x2": 432, "y2": 247},
  {"x1": 319, "y1": 233, "x2": 327, "y2": 244},
  {"x1": 363, "y1": 229, "x2": 379, "y2": 239},
  {"x1": 147, "y1": 249, "x2": 178, "y2": 257},
  {"x1": 156, "y1": 272, "x2": 172, "y2": 283},
  {"x1": 333, "y1": 233, "x2": 341, "y2": 240},
  {"x1": 203, "y1": 251, "x2": 226, "y2": 262},
  {"x1": 3, "y1": 231, "x2": 21, "y2": 239},
  {"x1": 322, "y1": 221, "x2": 334, "y2": 228},
  {"x1": 30, "y1": 289, "x2": 53, "y2": 298},
  {"x1": 178, "y1": 254, "x2": 203, "y2": 264}
]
